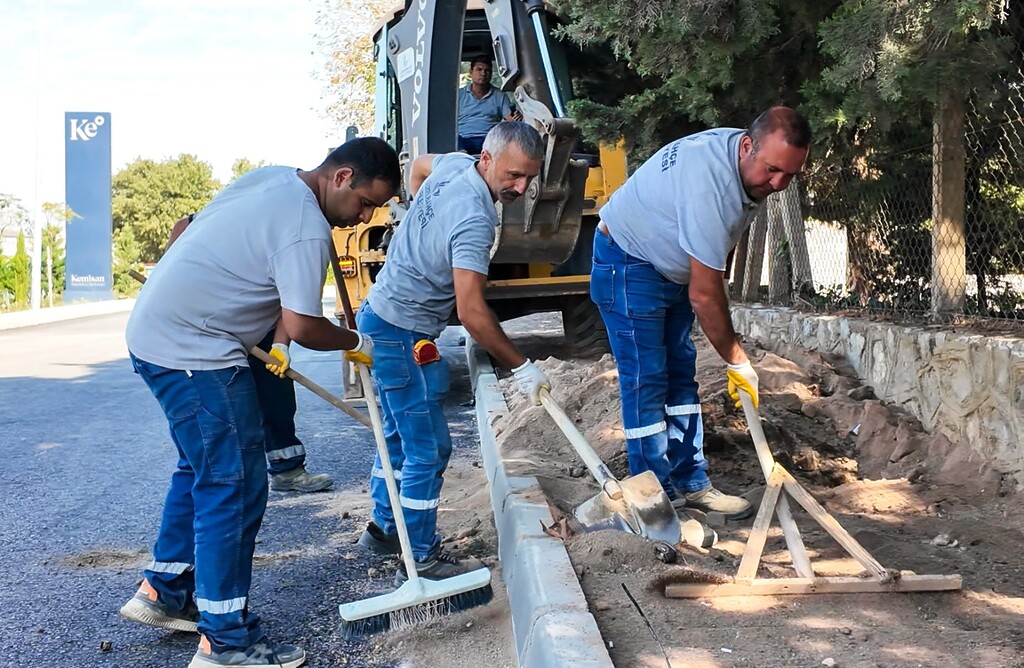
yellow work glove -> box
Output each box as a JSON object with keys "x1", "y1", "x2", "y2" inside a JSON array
[
  {"x1": 265, "y1": 343, "x2": 290, "y2": 378},
  {"x1": 726, "y1": 360, "x2": 759, "y2": 409},
  {"x1": 344, "y1": 332, "x2": 374, "y2": 367}
]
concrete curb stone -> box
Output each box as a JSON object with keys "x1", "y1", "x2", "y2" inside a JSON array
[
  {"x1": 0, "y1": 298, "x2": 136, "y2": 331},
  {"x1": 465, "y1": 336, "x2": 613, "y2": 668}
]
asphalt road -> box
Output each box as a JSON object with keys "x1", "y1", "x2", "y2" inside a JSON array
[{"x1": 0, "y1": 309, "x2": 482, "y2": 668}]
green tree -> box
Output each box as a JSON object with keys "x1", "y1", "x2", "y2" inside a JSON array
[
  {"x1": 112, "y1": 225, "x2": 144, "y2": 297},
  {"x1": 11, "y1": 231, "x2": 30, "y2": 307},
  {"x1": 315, "y1": 0, "x2": 393, "y2": 134},
  {"x1": 111, "y1": 154, "x2": 221, "y2": 263},
  {"x1": 230, "y1": 158, "x2": 266, "y2": 183},
  {"x1": 41, "y1": 202, "x2": 73, "y2": 304}
]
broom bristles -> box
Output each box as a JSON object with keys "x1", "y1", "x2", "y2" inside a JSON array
[{"x1": 339, "y1": 583, "x2": 494, "y2": 638}]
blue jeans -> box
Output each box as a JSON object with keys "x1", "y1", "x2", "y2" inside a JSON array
[
  {"x1": 130, "y1": 353, "x2": 268, "y2": 650},
  {"x1": 457, "y1": 135, "x2": 485, "y2": 155},
  {"x1": 356, "y1": 301, "x2": 452, "y2": 562},
  {"x1": 250, "y1": 330, "x2": 305, "y2": 475},
  {"x1": 589, "y1": 231, "x2": 711, "y2": 496}
]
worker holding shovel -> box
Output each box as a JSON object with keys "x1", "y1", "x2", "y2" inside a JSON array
[
  {"x1": 355, "y1": 121, "x2": 551, "y2": 583},
  {"x1": 590, "y1": 106, "x2": 811, "y2": 521},
  {"x1": 120, "y1": 138, "x2": 400, "y2": 668}
]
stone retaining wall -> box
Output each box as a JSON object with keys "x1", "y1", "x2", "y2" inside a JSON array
[{"x1": 732, "y1": 305, "x2": 1024, "y2": 488}]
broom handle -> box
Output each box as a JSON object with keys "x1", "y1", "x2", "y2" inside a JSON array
[{"x1": 357, "y1": 363, "x2": 420, "y2": 583}]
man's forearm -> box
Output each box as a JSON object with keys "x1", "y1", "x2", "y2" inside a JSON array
[
  {"x1": 282, "y1": 313, "x2": 360, "y2": 351},
  {"x1": 690, "y1": 286, "x2": 746, "y2": 365},
  {"x1": 458, "y1": 303, "x2": 526, "y2": 370}
]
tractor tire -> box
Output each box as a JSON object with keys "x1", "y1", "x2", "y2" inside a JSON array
[{"x1": 562, "y1": 295, "x2": 610, "y2": 359}]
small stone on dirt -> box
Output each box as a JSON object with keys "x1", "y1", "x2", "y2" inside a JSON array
[
  {"x1": 601, "y1": 547, "x2": 613, "y2": 557},
  {"x1": 456, "y1": 527, "x2": 479, "y2": 540},
  {"x1": 569, "y1": 466, "x2": 587, "y2": 478},
  {"x1": 367, "y1": 568, "x2": 379, "y2": 578},
  {"x1": 847, "y1": 385, "x2": 876, "y2": 400},
  {"x1": 341, "y1": 511, "x2": 350, "y2": 519},
  {"x1": 594, "y1": 600, "x2": 611, "y2": 611},
  {"x1": 839, "y1": 627, "x2": 852, "y2": 635},
  {"x1": 822, "y1": 659, "x2": 836, "y2": 667},
  {"x1": 931, "y1": 533, "x2": 957, "y2": 547},
  {"x1": 99, "y1": 640, "x2": 113, "y2": 652}
]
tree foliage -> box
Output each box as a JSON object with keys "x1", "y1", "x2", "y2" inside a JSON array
[
  {"x1": 315, "y1": 0, "x2": 393, "y2": 135},
  {"x1": 230, "y1": 158, "x2": 266, "y2": 184},
  {"x1": 111, "y1": 154, "x2": 221, "y2": 264}
]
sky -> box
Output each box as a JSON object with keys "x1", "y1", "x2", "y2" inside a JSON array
[{"x1": 0, "y1": 0, "x2": 338, "y2": 216}]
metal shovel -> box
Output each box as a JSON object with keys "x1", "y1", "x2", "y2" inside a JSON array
[{"x1": 538, "y1": 388, "x2": 682, "y2": 544}]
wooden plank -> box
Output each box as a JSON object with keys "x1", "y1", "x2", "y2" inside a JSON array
[
  {"x1": 776, "y1": 493, "x2": 814, "y2": 578},
  {"x1": 742, "y1": 207, "x2": 768, "y2": 302},
  {"x1": 737, "y1": 396, "x2": 814, "y2": 578},
  {"x1": 736, "y1": 469, "x2": 785, "y2": 579},
  {"x1": 665, "y1": 574, "x2": 963, "y2": 598},
  {"x1": 780, "y1": 470, "x2": 888, "y2": 579}
]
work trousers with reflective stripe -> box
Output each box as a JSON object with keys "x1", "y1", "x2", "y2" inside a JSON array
[
  {"x1": 590, "y1": 231, "x2": 711, "y2": 496},
  {"x1": 250, "y1": 330, "x2": 305, "y2": 475},
  {"x1": 130, "y1": 353, "x2": 267, "y2": 650},
  {"x1": 356, "y1": 301, "x2": 452, "y2": 563}
]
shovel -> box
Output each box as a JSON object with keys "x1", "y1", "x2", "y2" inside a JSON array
[{"x1": 537, "y1": 388, "x2": 683, "y2": 544}]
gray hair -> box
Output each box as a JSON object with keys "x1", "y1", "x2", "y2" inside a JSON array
[{"x1": 482, "y1": 121, "x2": 544, "y2": 160}]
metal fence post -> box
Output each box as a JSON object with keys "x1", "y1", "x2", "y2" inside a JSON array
[{"x1": 931, "y1": 91, "x2": 967, "y2": 315}]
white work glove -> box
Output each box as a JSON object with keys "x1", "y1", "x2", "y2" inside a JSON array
[
  {"x1": 344, "y1": 332, "x2": 374, "y2": 367},
  {"x1": 726, "y1": 360, "x2": 759, "y2": 409},
  {"x1": 265, "y1": 343, "x2": 290, "y2": 378},
  {"x1": 512, "y1": 359, "x2": 551, "y2": 406}
]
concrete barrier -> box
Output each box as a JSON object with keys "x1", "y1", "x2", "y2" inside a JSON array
[{"x1": 466, "y1": 335, "x2": 613, "y2": 668}]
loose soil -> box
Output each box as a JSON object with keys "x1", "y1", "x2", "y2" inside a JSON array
[
  {"x1": 329, "y1": 311, "x2": 1023, "y2": 667},
  {"x1": 493, "y1": 322, "x2": 1024, "y2": 668}
]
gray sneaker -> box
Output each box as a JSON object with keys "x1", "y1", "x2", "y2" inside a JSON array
[
  {"x1": 189, "y1": 635, "x2": 306, "y2": 668},
  {"x1": 269, "y1": 466, "x2": 333, "y2": 493},
  {"x1": 119, "y1": 579, "x2": 199, "y2": 633},
  {"x1": 675, "y1": 485, "x2": 757, "y2": 522},
  {"x1": 679, "y1": 486, "x2": 754, "y2": 520},
  {"x1": 357, "y1": 522, "x2": 401, "y2": 555},
  {"x1": 395, "y1": 548, "x2": 486, "y2": 587}
]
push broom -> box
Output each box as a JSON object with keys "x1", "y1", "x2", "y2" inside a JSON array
[{"x1": 337, "y1": 362, "x2": 493, "y2": 637}]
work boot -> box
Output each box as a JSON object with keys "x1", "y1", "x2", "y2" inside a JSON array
[
  {"x1": 357, "y1": 521, "x2": 401, "y2": 555},
  {"x1": 119, "y1": 579, "x2": 199, "y2": 633},
  {"x1": 269, "y1": 465, "x2": 333, "y2": 493},
  {"x1": 189, "y1": 635, "x2": 306, "y2": 668},
  {"x1": 394, "y1": 548, "x2": 486, "y2": 587},
  {"x1": 678, "y1": 486, "x2": 754, "y2": 521}
]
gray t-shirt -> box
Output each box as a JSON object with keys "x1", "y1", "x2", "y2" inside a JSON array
[
  {"x1": 457, "y1": 85, "x2": 513, "y2": 138},
  {"x1": 367, "y1": 153, "x2": 495, "y2": 337},
  {"x1": 599, "y1": 128, "x2": 761, "y2": 285},
  {"x1": 126, "y1": 166, "x2": 331, "y2": 370}
]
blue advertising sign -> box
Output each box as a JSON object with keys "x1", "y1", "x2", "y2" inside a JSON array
[{"x1": 64, "y1": 112, "x2": 113, "y2": 301}]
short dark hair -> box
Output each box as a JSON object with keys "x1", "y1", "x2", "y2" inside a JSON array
[
  {"x1": 747, "y1": 106, "x2": 811, "y2": 151},
  {"x1": 321, "y1": 137, "x2": 401, "y2": 190},
  {"x1": 470, "y1": 56, "x2": 492, "y2": 70}
]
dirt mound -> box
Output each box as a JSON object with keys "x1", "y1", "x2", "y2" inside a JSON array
[{"x1": 495, "y1": 329, "x2": 1024, "y2": 667}]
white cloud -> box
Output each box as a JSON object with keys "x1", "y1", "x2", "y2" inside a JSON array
[{"x1": 0, "y1": 0, "x2": 335, "y2": 211}]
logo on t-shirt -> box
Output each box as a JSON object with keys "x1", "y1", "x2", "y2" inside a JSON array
[{"x1": 660, "y1": 140, "x2": 680, "y2": 172}]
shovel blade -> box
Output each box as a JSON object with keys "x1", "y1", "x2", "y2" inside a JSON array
[{"x1": 572, "y1": 471, "x2": 681, "y2": 544}]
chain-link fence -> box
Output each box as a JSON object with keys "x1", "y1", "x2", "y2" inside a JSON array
[{"x1": 731, "y1": 23, "x2": 1024, "y2": 328}]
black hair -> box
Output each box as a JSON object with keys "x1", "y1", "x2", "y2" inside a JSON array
[
  {"x1": 321, "y1": 137, "x2": 401, "y2": 190},
  {"x1": 469, "y1": 56, "x2": 492, "y2": 70},
  {"x1": 747, "y1": 106, "x2": 811, "y2": 151}
]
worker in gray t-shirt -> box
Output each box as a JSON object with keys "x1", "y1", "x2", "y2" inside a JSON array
[
  {"x1": 355, "y1": 122, "x2": 550, "y2": 585},
  {"x1": 456, "y1": 56, "x2": 521, "y2": 154},
  {"x1": 120, "y1": 138, "x2": 400, "y2": 668},
  {"x1": 592, "y1": 107, "x2": 811, "y2": 522}
]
